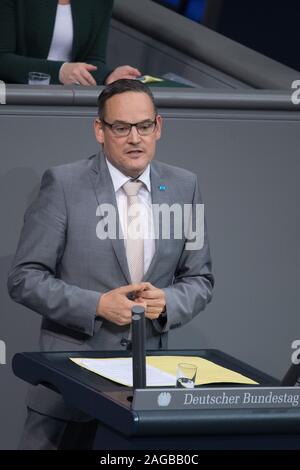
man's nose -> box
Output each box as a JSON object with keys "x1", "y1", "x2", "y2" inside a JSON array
[{"x1": 127, "y1": 125, "x2": 141, "y2": 143}]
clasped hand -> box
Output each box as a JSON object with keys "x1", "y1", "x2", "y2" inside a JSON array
[{"x1": 96, "y1": 282, "x2": 166, "y2": 326}]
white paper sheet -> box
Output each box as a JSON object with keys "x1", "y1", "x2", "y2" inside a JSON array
[{"x1": 71, "y1": 357, "x2": 176, "y2": 387}]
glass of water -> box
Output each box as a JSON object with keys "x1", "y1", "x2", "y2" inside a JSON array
[
  {"x1": 176, "y1": 363, "x2": 197, "y2": 389},
  {"x1": 28, "y1": 72, "x2": 51, "y2": 85}
]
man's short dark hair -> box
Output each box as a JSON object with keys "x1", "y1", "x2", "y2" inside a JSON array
[{"x1": 97, "y1": 79, "x2": 157, "y2": 119}]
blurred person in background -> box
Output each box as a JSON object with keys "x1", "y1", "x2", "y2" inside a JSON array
[{"x1": 0, "y1": 0, "x2": 141, "y2": 85}]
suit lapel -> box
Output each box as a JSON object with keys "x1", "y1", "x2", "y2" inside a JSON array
[
  {"x1": 70, "y1": 0, "x2": 83, "y2": 59},
  {"x1": 89, "y1": 153, "x2": 131, "y2": 284},
  {"x1": 70, "y1": 0, "x2": 94, "y2": 59},
  {"x1": 29, "y1": 0, "x2": 58, "y2": 58},
  {"x1": 143, "y1": 162, "x2": 171, "y2": 282}
]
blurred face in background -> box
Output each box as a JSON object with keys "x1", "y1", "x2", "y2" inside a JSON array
[{"x1": 95, "y1": 91, "x2": 162, "y2": 178}]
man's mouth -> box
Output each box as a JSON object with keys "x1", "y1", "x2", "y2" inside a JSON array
[{"x1": 125, "y1": 149, "x2": 144, "y2": 156}]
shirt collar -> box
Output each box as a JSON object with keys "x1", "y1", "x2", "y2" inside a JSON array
[{"x1": 106, "y1": 158, "x2": 151, "y2": 193}]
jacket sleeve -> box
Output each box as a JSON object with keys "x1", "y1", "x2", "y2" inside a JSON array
[
  {"x1": 0, "y1": 1, "x2": 63, "y2": 84},
  {"x1": 7, "y1": 169, "x2": 101, "y2": 336},
  {"x1": 153, "y1": 175, "x2": 214, "y2": 333}
]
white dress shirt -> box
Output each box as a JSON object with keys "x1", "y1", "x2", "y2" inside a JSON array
[
  {"x1": 47, "y1": 5, "x2": 73, "y2": 61},
  {"x1": 106, "y1": 158, "x2": 155, "y2": 276}
]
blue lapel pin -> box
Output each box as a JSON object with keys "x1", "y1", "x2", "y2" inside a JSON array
[{"x1": 159, "y1": 185, "x2": 167, "y2": 191}]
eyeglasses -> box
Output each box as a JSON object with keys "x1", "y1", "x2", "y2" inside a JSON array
[{"x1": 99, "y1": 118, "x2": 157, "y2": 137}]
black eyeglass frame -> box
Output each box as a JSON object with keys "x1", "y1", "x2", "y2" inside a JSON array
[{"x1": 97, "y1": 117, "x2": 157, "y2": 136}]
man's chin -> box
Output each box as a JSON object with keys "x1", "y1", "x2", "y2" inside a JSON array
[
  {"x1": 125, "y1": 168, "x2": 144, "y2": 178},
  {"x1": 123, "y1": 158, "x2": 148, "y2": 175}
]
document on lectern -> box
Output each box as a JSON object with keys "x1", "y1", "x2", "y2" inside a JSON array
[
  {"x1": 71, "y1": 357, "x2": 176, "y2": 386},
  {"x1": 70, "y1": 356, "x2": 258, "y2": 387}
]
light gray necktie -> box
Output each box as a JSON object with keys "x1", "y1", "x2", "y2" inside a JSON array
[{"x1": 122, "y1": 180, "x2": 144, "y2": 283}]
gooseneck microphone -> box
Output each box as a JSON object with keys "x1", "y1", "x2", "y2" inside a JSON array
[
  {"x1": 131, "y1": 305, "x2": 146, "y2": 389},
  {"x1": 281, "y1": 361, "x2": 300, "y2": 386}
]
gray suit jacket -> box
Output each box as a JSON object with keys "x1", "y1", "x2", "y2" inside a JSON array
[{"x1": 8, "y1": 152, "x2": 214, "y2": 421}]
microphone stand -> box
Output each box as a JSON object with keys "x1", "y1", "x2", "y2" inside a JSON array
[{"x1": 131, "y1": 305, "x2": 146, "y2": 389}]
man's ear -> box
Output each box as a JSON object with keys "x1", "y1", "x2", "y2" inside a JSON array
[
  {"x1": 155, "y1": 115, "x2": 163, "y2": 141},
  {"x1": 94, "y1": 119, "x2": 105, "y2": 144}
]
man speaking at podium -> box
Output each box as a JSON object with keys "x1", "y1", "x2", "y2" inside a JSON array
[{"x1": 8, "y1": 79, "x2": 214, "y2": 449}]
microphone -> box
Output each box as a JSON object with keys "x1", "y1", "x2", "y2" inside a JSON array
[
  {"x1": 281, "y1": 361, "x2": 300, "y2": 386},
  {"x1": 120, "y1": 291, "x2": 139, "y2": 350},
  {"x1": 131, "y1": 305, "x2": 146, "y2": 389},
  {"x1": 120, "y1": 337, "x2": 132, "y2": 350}
]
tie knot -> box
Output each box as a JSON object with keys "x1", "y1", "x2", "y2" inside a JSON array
[{"x1": 122, "y1": 180, "x2": 143, "y2": 197}]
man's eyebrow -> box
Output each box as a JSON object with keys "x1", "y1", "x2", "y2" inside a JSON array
[
  {"x1": 110, "y1": 119, "x2": 154, "y2": 124},
  {"x1": 110, "y1": 120, "x2": 130, "y2": 124}
]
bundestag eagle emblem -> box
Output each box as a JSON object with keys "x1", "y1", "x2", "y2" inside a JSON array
[{"x1": 157, "y1": 392, "x2": 172, "y2": 407}]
